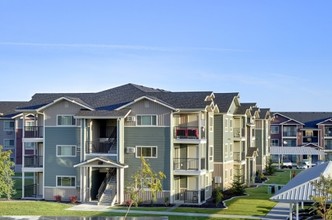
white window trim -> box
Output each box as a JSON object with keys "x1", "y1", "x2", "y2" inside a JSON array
[
  {"x1": 209, "y1": 145, "x2": 214, "y2": 161},
  {"x1": 136, "y1": 114, "x2": 158, "y2": 126},
  {"x1": 272, "y1": 139, "x2": 279, "y2": 146},
  {"x1": 3, "y1": 120, "x2": 14, "y2": 131},
  {"x1": 56, "y1": 145, "x2": 77, "y2": 157},
  {"x1": 56, "y1": 175, "x2": 76, "y2": 188},
  {"x1": 56, "y1": 115, "x2": 77, "y2": 126},
  {"x1": 135, "y1": 146, "x2": 158, "y2": 158},
  {"x1": 3, "y1": 139, "x2": 14, "y2": 148},
  {"x1": 229, "y1": 119, "x2": 233, "y2": 132},
  {"x1": 271, "y1": 126, "x2": 279, "y2": 134},
  {"x1": 225, "y1": 118, "x2": 228, "y2": 132}
]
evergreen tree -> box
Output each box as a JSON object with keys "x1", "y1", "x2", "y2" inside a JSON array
[{"x1": 0, "y1": 145, "x2": 16, "y2": 199}]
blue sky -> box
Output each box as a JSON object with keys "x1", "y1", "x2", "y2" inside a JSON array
[{"x1": 0, "y1": 1, "x2": 331, "y2": 111}]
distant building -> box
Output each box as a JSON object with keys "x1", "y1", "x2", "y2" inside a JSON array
[{"x1": 270, "y1": 112, "x2": 332, "y2": 164}]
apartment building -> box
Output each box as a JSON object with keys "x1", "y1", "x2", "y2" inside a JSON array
[
  {"x1": 0, "y1": 101, "x2": 27, "y2": 172},
  {"x1": 213, "y1": 93, "x2": 272, "y2": 189},
  {"x1": 254, "y1": 108, "x2": 272, "y2": 172},
  {"x1": 16, "y1": 84, "x2": 218, "y2": 205},
  {"x1": 271, "y1": 112, "x2": 332, "y2": 164}
]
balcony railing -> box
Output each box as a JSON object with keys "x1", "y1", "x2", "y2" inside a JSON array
[
  {"x1": 24, "y1": 155, "x2": 43, "y2": 167},
  {"x1": 303, "y1": 137, "x2": 318, "y2": 143},
  {"x1": 86, "y1": 140, "x2": 117, "y2": 154},
  {"x1": 233, "y1": 128, "x2": 245, "y2": 138},
  {"x1": 174, "y1": 127, "x2": 200, "y2": 139},
  {"x1": 175, "y1": 189, "x2": 205, "y2": 204},
  {"x1": 233, "y1": 152, "x2": 245, "y2": 162},
  {"x1": 283, "y1": 131, "x2": 297, "y2": 137},
  {"x1": 24, "y1": 184, "x2": 40, "y2": 198},
  {"x1": 24, "y1": 126, "x2": 43, "y2": 138},
  {"x1": 174, "y1": 158, "x2": 199, "y2": 170}
]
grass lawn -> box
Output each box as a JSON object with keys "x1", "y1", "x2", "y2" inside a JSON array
[
  {"x1": 1, "y1": 170, "x2": 297, "y2": 219},
  {"x1": 265, "y1": 169, "x2": 302, "y2": 185},
  {"x1": 174, "y1": 185, "x2": 276, "y2": 217}
]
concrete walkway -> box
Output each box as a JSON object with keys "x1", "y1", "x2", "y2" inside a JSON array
[
  {"x1": 67, "y1": 203, "x2": 284, "y2": 219},
  {"x1": 264, "y1": 202, "x2": 290, "y2": 220}
]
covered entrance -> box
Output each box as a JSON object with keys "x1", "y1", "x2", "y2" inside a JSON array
[{"x1": 74, "y1": 157, "x2": 128, "y2": 206}]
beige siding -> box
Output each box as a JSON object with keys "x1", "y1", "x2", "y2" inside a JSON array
[
  {"x1": 125, "y1": 99, "x2": 171, "y2": 126},
  {"x1": 44, "y1": 100, "x2": 82, "y2": 126},
  {"x1": 44, "y1": 187, "x2": 80, "y2": 201}
]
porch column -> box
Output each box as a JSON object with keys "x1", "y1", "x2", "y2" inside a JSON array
[
  {"x1": 198, "y1": 175, "x2": 201, "y2": 204},
  {"x1": 289, "y1": 203, "x2": 293, "y2": 220},
  {"x1": 296, "y1": 203, "x2": 299, "y2": 220},
  {"x1": 119, "y1": 167, "x2": 125, "y2": 204}
]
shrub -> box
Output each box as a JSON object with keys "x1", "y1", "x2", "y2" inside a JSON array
[
  {"x1": 54, "y1": 195, "x2": 61, "y2": 202},
  {"x1": 69, "y1": 195, "x2": 77, "y2": 204}
]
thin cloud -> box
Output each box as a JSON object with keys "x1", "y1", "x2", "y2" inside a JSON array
[{"x1": 0, "y1": 41, "x2": 246, "y2": 53}]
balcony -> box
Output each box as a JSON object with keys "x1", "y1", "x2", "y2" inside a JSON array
[
  {"x1": 24, "y1": 126, "x2": 43, "y2": 138},
  {"x1": 175, "y1": 189, "x2": 205, "y2": 204},
  {"x1": 283, "y1": 131, "x2": 297, "y2": 137},
  {"x1": 24, "y1": 184, "x2": 42, "y2": 198},
  {"x1": 233, "y1": 152, "x2": 245, "y2": 162},
  {"x1": 24, "y1": 155, "x2": 43, "y2": 167},
  {"x1": 175, "y1": 127, "x2": 200, "y2": 139},
  {"x1": 233, "y1": 128, "x2": 245, "y2": 139},
  {"x1": 86, "y1": 140, "x2": 117, "y2": 154},
  {"x1": 303, "y1": 136, "x2": 318, "y2": 143},
  {"x1": 173, "y1": 158, "x2": 206, "y2": 171}
]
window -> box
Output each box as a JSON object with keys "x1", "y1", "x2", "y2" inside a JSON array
[
  {"x1": 209, "y1": 145, "x2": 213, "y2": 161},
  {"x1": 3, "y1": 139, "x2": 14, "y2": 148},
  {"x1": 24, "y1": 142, "x2": 36, "y2": 150},
  {"x1": 137, "y1": 177, "x2": 156, "y2": 189},
  {"x1": 137, "y1": 115, "x2": 157, "y2": 126},
  {"x1": 209, "y1": 116, "x2": 214, "y2": 132},
  {"x1": 224, "y1": 143, "x2": 228, "y2": 157},
  {"x1": 136, "y1": 146, "x2": 157, "y2": 158},
  {"x1": 225, "y1": 118, "x2": 228, "y2": 132},
  {"x1": 229, "y1": 119, "x2": 233, "y2": 132},
  {"x1": 271, "y1": 126, "x2": 279, "y2": 134},
  {"x1": 56, "y1": 145, "x2": 76, "y2": 157},
  {"x1": 4, "y1": 120, "x2": 14, "y2": 131},
  {"x1": 229, "y1": 143, "x2": 233, "y2": 158},
  {"x1": 56, "y1": 176, "x2": 76, "y2": 187},
  {"x1": 271, "y1": 139, "x2": 279, "y2": 146},
  {"x1": 57, "y1": 115, "x2": 76, "y2": 126}
]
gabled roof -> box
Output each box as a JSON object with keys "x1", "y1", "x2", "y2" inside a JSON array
[
  {"x1": 270, "y1": 161, "x2": 332, "y2": 203},
  {"x1": 116, "y1": 96, "x2": 176, "y2": 111},
  {"x1": 273, "y1": 112, "x2": 332, "y2": 128},
  {"x1": 213, "y1": 93, "x2": 239, "y2": 113},
  {"x1": 73, "y1": 157, "x2": 128, "y2": 168},
  {"x1": 37, "y1": 97, "x2": 94, "y2": 112},
  {"x1": 0, "y1": 101, "x2": 28, "y2": 118},
  {"x1": 235, "y1": 103, "x2": 256, "y2": 115}
]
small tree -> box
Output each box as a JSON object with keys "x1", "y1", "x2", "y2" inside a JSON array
[
  {"x1": 231, "y1": 173, "x2": 245, "y2": 196},
  {"x1": 212, "y1": 187, "x2": 223, "y2": 207},
  {"x1": 265, "y1": 158, "x2": 276, "y2": 176},
  {"x1": 0, "y1": 145, "x2": 16, "y2": 199},
  {"x1": 125, "y1": 157, "x2": 166, "y2": 218},
  {"x1": 310, "y1": 174, "x2": 332, "y2": 220}
]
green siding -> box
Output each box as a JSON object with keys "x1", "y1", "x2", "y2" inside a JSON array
[
  {"x1": 214, "y1": 115, "x2": 223, "y2": 162},
  {"x1": 44, "y1": 127, "x2": 81, "y2": 187},
  {"x1": 255, "y1": 129, "x2": 263, "y2": 164},
  {"x1": 124, "y1": 127, "x2": 171, "y2": 190}
]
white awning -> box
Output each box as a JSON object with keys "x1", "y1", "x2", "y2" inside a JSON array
[{"x1": 270, "y1": 146, "x2": 325, "y2": 156}]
